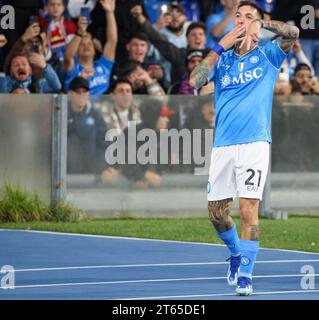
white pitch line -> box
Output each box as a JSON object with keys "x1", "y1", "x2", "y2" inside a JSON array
[
  {"x1": 6, "y1": 273, "x2": 319, "y2": 290},
  {"x1": 13, "y1": 259, "x2": 319, "y2": 273},
  {"x1": 120, "y1": 289, "x2": 319, "y2": 300},
  {"x1": 1, "y1": 228, "x2": 319, "y2": 256}
]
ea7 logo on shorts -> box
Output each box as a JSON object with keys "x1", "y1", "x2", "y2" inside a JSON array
[{"x1": 241, "y1": 256, "x2": 251, "y2": 266}]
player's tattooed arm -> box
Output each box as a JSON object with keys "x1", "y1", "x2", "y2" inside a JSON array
[
  {"x1": 261, "y1": 20, "x2": 300, "y2": 53},
  {"x1": 189, "y1": 51, "x2": 220, "y2": 89},
  {"x1": 190, "y1": 24, "x2": 247, "y2": 89},
  {"x1": 208, "y1": 199, "x2": 234, "y2": 233}
]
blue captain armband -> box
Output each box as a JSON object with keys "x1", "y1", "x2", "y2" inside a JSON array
[{"x1": 212, "y1": 43, "x2": 225, "y2": 56}]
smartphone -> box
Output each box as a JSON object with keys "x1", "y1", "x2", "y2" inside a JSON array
[
  {"x1": 30, "y1": 36, "x2": 41, "y2": 53},
  {"x1": 80, "y1": 7, "x2": 91, "y2": 24},
  {"x1": 161, "y1": 4, "x2": 172, "y2": 17},
  {"x1": 29, "y1": 15, "x2": 39, "y2": 26},
  {"x1": 31, "y1": 44, "x2": 39, "y2": 53}
]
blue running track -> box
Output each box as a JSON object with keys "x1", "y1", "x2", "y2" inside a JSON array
[{"x1": 0, "y1": 230, "x2": 319, "y2": 300}]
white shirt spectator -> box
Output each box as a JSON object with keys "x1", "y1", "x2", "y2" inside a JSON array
[
  {"x1": 67, "y1": 0, "x2": 97, "y2": 19},
  {"x1": 156, "y1": 21, "x2": 191, "y2": 49}
]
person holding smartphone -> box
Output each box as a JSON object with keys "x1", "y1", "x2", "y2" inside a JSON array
[{"x1": 64, "y1": 0, "x2": 117, "y2": 95}]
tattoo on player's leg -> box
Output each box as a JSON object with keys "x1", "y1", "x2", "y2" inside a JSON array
[
  {"x1": 208, "y1": 199, "x2": 233, "y2": 233},
  {"x1": 250, "y1": 224, "x2": 260, "y2": 241}
]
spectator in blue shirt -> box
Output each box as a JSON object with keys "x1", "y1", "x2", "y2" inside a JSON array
[
  {"x1": 64, "y1": 0, "x2": 117, "y2": 95},
  {"x1": 0, "y1": 54, "x2": 62, "y2": 93},
  {"x1": 205, "y1": 0, "x2": 239, "y2": 49}
]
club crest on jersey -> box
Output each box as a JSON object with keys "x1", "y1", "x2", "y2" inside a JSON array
[
  {"x1": 250, "y1": 56, "x2": 259, "y2": 64},
  {"x1": 238, "y1": 62, "x2": 246, "y2": 72}
]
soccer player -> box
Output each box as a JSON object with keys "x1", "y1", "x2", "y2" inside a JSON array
[{"x1": 189, "y1": 0, "x2": 299, "y2": 296}]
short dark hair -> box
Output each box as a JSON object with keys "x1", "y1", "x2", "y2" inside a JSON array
[
  {"x1": 294, "y1": 63, "x2": 311, "y2": 76},
  {"x1": 46, "y1": 0, "x2": 64, "y2": 4},
  {"x1": 109, "y1": 79, "x2": 133, "y2": 93},
  {"x1": 129, "y1": 32, "x2": 149, "y2": 44},
  {"x1": 186, "y1": 22, "x2": 206, "y2": 38},
  {"x1": 69, "y1": 76, "x2": 90, "y2": 91},
  {"x1": 116, "y1": 60, "x2": 141, "y2": 78},
  {"x1": 237, "y1": 1, "x2": 264, "y2": 19}
]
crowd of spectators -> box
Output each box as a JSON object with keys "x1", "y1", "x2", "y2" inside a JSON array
[
  {"x1": 1, "y1": 0, "x2": 318, "y2": 96},
  {"x1": 0, "y1": 0, "x2": 319, "y2": 179}
]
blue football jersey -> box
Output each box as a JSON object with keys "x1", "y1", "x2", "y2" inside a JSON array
[{"x1": 209, "y1": 39, "x2": 287, "y2": 147}]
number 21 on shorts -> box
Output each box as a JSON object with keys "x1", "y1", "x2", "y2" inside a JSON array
[{"x1": 245, "y1": 169, "x2": 262, "y2": 192}]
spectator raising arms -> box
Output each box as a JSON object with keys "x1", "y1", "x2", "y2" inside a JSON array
[
  {"x1": 131, "y1": 4, "x2": 209, "y2": 85},
  {"x1": 3, "y1": 22, "x2": 63, "y2": 82},
  {"x1": 0, "y1": 54, "x2": 61, "y2": 93},
  {"x1": 155, "y1": 1, "x2": 191, "y2": 49},
  {"x1": 64, "y1": 0, "x2": 117, "y2": 95}
]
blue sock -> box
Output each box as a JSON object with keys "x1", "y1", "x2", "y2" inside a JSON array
[
  {"x1": 238, "y1": 240, "x2": 259, "y2": 279},
  {"x1": 217, "y1": 224, "x2": 241, "y2": 256}
]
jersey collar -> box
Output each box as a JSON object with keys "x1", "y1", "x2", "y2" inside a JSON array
[{"x1": 233, "y1": 45, "x2": 258, "y2": 59}]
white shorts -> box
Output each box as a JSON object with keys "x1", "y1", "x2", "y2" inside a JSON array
[{"x1": 207, "y1": 141, "x2": 270, "y2": 201}]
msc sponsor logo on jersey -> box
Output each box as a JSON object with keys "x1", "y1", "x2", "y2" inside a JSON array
[{"x1": 221, "y1": 67, "x2": 263, "y2": 88}]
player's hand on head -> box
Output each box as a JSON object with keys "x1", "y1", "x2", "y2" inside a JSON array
[{"x1": 28, "y1": 53, "x2": 47, "y2": 69}]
